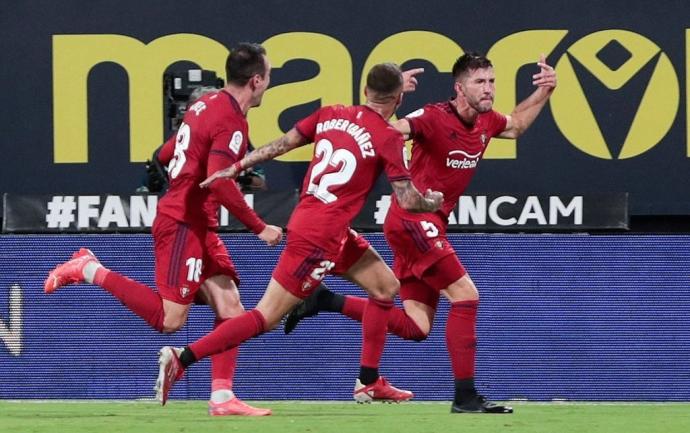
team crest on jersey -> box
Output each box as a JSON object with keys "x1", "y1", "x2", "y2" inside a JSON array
[
  {"x1": 180, "y1": 286, "x2": 190, "y2": 298},
  {"x1": 480, "y1": 131, "x2": 488, "y2": 147},
  {"x1": 229, "y1": 131, "x2": 243, "y2": 154},
  {"x1": 301, "y1": 280, "x2": 313, "y2": 292}
]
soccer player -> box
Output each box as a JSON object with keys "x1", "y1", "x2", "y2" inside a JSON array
[
  {"x1": 283, "y1": 52, "x2": 558, "y2": 414},
  {"x1": 44, "y1": 43, "x2": 282, "y2": 416},
  {"x1": 155, "y1": 62, "x2": 444, "y2": 405},
  {"x1": 156, "y1": 129, "x2": 268, "y2": 416}
]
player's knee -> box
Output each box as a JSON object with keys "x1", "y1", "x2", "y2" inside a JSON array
[
  {"x1": 161, "y1": 315, "x2": 186, "y2": 334},
  {"x1": 410, "y1": 332, "x2": 429, "y2": 342},
  {"x1": 160, "y1": 324, "x2": 182, "y2": 334},
  {"x1": 409, "y1": 320, "x2": 431, "y2": 341},
  {"x1": 447, "y1": 277, "x2": 479, "y2": 301},
  {"x1": 370, "y1": 278, "x2": 400, "y2": 301}
]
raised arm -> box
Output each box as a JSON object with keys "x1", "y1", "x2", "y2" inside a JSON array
[
  {"x1": 391, "y1": 179, "x2": 443, "y2": 213},
  {"x1": 201, "y1": 127, "x2": 307, "y2": 188},
  {"x1": 402, "y1": 67, "x2": 424, "y2": 93},
  {"x1": 498, "y1": 54, "x2": 557, "y2": 139},
  {"x1": 389, "y1": 67, "x2": 424, "y2": 140},
  {"x1": 392, "y1": 118, "x2": 412, "y2": 140}
]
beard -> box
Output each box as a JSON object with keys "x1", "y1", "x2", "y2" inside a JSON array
[{"x1": 472, "y1": 98, "x2": 493, "y2": 113}]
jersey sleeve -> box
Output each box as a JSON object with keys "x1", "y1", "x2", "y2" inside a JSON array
[
  {"x1": 207, "y1": 119, "x2": 266, "y2": 235},
  {"x1": 488, "y1": 110, "x2": 508, "y2": 137},
  {"x1": 208, "y1": 117, "x2": 244, "y2": 167},
  {"x1": 157, "y1": 135, "x2": 175, "y2": 166},
  {"x1": 294, "y1": 108, "x2": 323, "y2": 143},
  {"x1": 379, "y1": 133, "x2": 411, "y2": 183},
  {"x1": 405, "y1": 105, "x2": 434, "y2": 143},
  {"x1": 207, "y1": 178, "x2": 266, "y2": 234}
]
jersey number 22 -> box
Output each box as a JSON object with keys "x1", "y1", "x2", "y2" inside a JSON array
[{"x1": 306, "y1": 139, "x2": 356, "y2": 204}]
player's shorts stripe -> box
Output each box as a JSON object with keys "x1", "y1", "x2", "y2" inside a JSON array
[
  {"x1": 403, "y1": 220, "x2": 430, "y2": 253},
  {"x1": 294, "y1": 247, "x2": 323, "y2": 279},
  {"x1": 168, "y1": 223, "x2": 188, "y2": 287}
]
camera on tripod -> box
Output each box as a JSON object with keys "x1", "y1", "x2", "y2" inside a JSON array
[{"x1": 164, "y1": 69, "x2": 224, "y2": 138}]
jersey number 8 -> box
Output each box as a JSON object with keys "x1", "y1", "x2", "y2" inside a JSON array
[{"x1": 168, "y1": 123, "x2": 191, "y2": 179}]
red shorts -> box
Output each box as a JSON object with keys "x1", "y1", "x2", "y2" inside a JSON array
[
  {"x1": 153, "y1": 214, "x2": 206, "y2": 304},
  {"x1": 273, "y1": 228, "x2": 370, "y2": 299},
  {"x1": 384, "y1": 210, "x2": 466, "y2": 307},
  {"x1": 399, "y1": 277, "x2": 440, "y2": 310},
  {"x1": 398, "y1": 253, "x2": 466, "y2": 309},
  {"x1": 154, "y1": 214, "x2": 241, "y2": 305}
]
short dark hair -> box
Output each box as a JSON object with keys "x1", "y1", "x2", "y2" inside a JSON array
[
  {"x1": 452, "y1": 52, "x2": 493, "y2": 80},
  {"x1": 225, "y1": 42, "x2": 267, "y2": 86},
  {"x1": 366, "y1": 62, "x2": 403, "y2": 102}
]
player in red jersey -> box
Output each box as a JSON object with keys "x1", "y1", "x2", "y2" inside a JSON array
[
  {"x1": 283, "y1": 52, "x2": 557, "y2": 413},
  {"x1": 44, "y1": 43, "x2": 282, "y2": 416},
  {"x1": 157, "y1": 128, "x2": 270, "y2": 417},
  {"x1": 154, "y1": 62, "x2": 444, "y2": 405}
]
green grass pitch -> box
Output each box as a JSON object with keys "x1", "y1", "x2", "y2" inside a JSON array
[{"x1": 1, "y1": 401, "x2": 689, "y2": 433}]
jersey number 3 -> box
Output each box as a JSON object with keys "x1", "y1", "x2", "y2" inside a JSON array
[{"x1": 307, "y1": 139, "x2": 356, "y2": 204}]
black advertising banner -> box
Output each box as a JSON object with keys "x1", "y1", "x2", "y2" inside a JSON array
[
  {"x1": 1, "y1": 1, "x2": 688, "y2": 215},
  {"x1": 2, "y1": 192, "x2": 297, "y2": 233},
  {"x1": 354, "y1": 193, "x2": 628, "y2": 231},
  {"x1": 3, "y1": 192, "x2": 626, "y2": 233}
]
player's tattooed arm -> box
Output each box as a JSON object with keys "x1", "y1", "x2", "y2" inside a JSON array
[
  {"x1": 242, "y1": 128, "x2": 307, "y2": 169},
  {"x1": 391, "y1": 179, "x2": 443, "y2": 213},
  {"x1": 201, "y1": 128, "x2": 307, "y2": 187}
]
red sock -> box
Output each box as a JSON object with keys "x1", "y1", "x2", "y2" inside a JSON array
[
  {"x1": 342, "y1": 295, "x2": 366, "y2": 320},
  {"x1": 446, "y1": 300, "x2": 478, "y2": 379},
  {"x1": 388, "y1": 308, "x2": 427, "y2": 341},
  {"x1": 360, "y1": 297, "x2": 393, "y2": 368},
  {"x1": 189, "y1": 309, "x2": 266, "y2": 361},
  {"x1": 98, "y1": 270, "x2": 165, "y2": 332},
  {"x1": 343, "y1": 296, "x2": 426, "y2": 341},
  {"x1": 210, "y1": 317, "x2": 238, "y2": 391}
]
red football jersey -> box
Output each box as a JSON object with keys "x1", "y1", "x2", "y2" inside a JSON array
[
  {"x1": 157, "y1": 135, "x2": 223, "y2": 230},
  {"x1": 289, "y1": 105, "x2": 411, "y2": 251},
  {"x1": 157, "y1": 92, "x2": 262, "y2": 231},
  {"x1": 391, "y1": 101, "x2": 506, "y2": 219}
]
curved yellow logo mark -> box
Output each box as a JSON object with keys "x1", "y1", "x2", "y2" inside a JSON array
[{"x1": 551, "y1": 30, "x2": 679, "y2": 159}]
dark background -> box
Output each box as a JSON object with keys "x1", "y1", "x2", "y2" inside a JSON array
[{"x1": 1, "y1": 1, "x2": 689, "y2": 229}]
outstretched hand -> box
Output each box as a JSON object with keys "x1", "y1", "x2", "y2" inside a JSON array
[
  {"x1": 425, "y1": 188, "x2": 444, "y2": 211},
  {"x1": 259, "y1": 224, "x2": 283, "y2": 246},
  {"x1": 532, "y1": 54, "x2": 557, "y2": 90},
  {"x1": 402, "y1": 68, "x2": 425, "y2": 93},
  {"x1": 200, "y1": 165, "x2": 239, "y2": 188}
]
